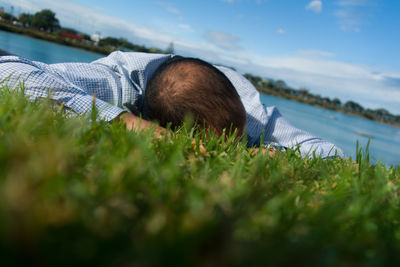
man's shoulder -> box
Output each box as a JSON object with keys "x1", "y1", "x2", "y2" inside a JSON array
[
  {"x1": 0, "y1": 55, "x2": 50, "y2": 72},
  {"x1": 93, "y1": 51, "x2": 172, "y2": 65}
]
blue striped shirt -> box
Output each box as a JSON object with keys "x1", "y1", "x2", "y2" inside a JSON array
[{"x1": 0, "y1": 51, "x2": 344, "y2": 158}]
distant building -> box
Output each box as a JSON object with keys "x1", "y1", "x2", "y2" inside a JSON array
[
  {"x1": 61, "y1": 31, "x2": 84, "y2": 42},
  {"x1": 13, "y1": 20, "x2": 22, "y2": 26},
  {"x1": 0, "y1": 7, "x2": 4, "y2": 14},
  {"x1": 90, "y1": 33, "x2": 102, "y2": 46}
]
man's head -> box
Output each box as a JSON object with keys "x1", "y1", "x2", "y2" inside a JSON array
[{"x1": 144, "y1": 56, "x2": 246, "y2": 137}]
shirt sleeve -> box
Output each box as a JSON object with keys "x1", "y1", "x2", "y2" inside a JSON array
[
  {"x1": 0, "y1": 56, "x2": 125, "y2": 121},
  {"x1": 216, "y1": 65, "x2": 345, "y2": 159},
  {"x1": 263, "y1": 105, "x2": 345, "y2": 158}
]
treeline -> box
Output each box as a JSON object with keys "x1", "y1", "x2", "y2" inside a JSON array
[
  {"x1": 244, "y1": 73, "x2": 400, "y2": 125},
  {"x1": 98, "y1": 37, "x2": 172, "y2": 54},
  {"x1": 0, "y1": 8, "x2": 172, "y2": 54}
]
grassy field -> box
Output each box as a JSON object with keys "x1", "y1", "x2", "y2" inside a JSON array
[{"x1": 1, "y1": 86, "x2": 400, "y2": 266}]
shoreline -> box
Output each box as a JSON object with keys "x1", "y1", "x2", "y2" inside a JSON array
[
  {"x1": 259, "y1": 88, "x2": 400, "y2": 128},
  {"x1": 1, "y1": 24, "x2": 398, "y2": 128},
  {"x1": 0, "y1": 49, "x2": 10, "y2": 56},
  {"x1": 0, "y1": 22, "x2": 110, "y2": 55}
]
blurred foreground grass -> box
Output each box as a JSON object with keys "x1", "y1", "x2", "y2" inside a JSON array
[{"x1": 1, "y1": 86, "x2": 400, "y2": 266}]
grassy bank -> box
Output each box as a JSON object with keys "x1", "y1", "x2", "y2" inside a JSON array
[{"x1": 1, "y1": 86, "x2": 400, "y2": 266}]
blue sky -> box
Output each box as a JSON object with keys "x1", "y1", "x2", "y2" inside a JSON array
[{"x1": 2, "y1": 0, "x2": 400, "y2": 114}]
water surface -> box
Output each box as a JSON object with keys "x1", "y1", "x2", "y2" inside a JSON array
[
  {"x1": 260, "y1": 94, "x2": 400, "y2": 165},
  {"x1": 0, "y1": 30, "x2": 102, "y2": 63}
]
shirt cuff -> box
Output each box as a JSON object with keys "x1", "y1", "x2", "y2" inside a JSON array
[
  {"x1": 65, "y1": 94, "x2": 126, "y2": 122},
  {"x1": 299, "y1": 143, "x2": 345, "y2": 159}
]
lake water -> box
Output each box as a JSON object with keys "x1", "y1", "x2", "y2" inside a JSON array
[
  {"x1": 0, "y1": 30, "x2": 102, "y2": 63},
  {"x1": 1, "y1": 30, "x2": 399, "y2": 165},
  {"x1": 260, "y1": 94, "x2": 400, "y2": 165}
]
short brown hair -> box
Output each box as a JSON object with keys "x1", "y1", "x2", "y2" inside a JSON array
[{"x1": 144, "y1": 57, "x2": 246, "y2": 136}]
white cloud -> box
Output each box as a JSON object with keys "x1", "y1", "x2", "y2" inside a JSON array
[
  {"x1": 0, "y1": 0, "x2": 38, "y2": 13},
  {"x1": 297, "y1": 50, "x2": 335, "y2": 57},
  {"x1": 203, "y1": 30, "x2": 243, "y2": 52},
  {"x1": 178, "y1": 24, "x2": 193, "y2": 31},
  {"x1": 235, "y1": 14, "x2": 244, "y2": 19},
  {"x1": 306, "y1": 0, "x2": 322, "y2": 14},
  {"x1": 334, "y1": 0, "x2": 372, "y2": 32},
  {"x1": 242, "y1": 53, "x2": 400, "y2": 114},
  {"x1": 277, "y1": 28, "x2": 286, "y2": 34},
  {"x1": 157, "y1": 2, "x2": 182, "y2": 16},
  {"x1": 337, "y1": 0, "x2": 369, "y2": 7},
  {"x1": 220, "y1": 0, "x2": 267, "y2": 4}
]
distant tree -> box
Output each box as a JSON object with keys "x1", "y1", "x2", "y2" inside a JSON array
[
  {"x1": 245, "y1": 74, "x2": 253, "y2": 83},
  {"x1": 117, "y1": 38, "x2": 145, "y2": 51},
  {"x1": 61, "y1": 27, "x2": 78, "y2": 34},
  {"x1": 373, "y1": 108, "x2": 393, "y2": 120},
  {"x1": 18, "y1": 13, "x2": 33, "y2": 27},
  {"x1": 98, "y1": 37, "x2": 120, "y2": 48},
  {"x1": 275, "y1": 80, "x2": 287, "y2": 90},
  {"x1": 344, "y1": 101, "x2": 364, "y2": 113},
  {"x1": 332, "y1": 98, "x2": 341, "y2": 107},
  {"x1": 118, "y1": 38, "x2": 132, "y2": 48},
  {"x1": 148, "y1": 47, "x2": 163, "y2": 53},
  {"x1": 322, "y1": 97, "x2": 332, "y2": 105},
  {"x1": 81, "y1": 33, "x2": 91, "y2": 41},
  {"x1": 31, "y1": 9, "x2": 60, "y2": 32},
  {"x1": 265, "y1": 80, "x2": 276, "y2": 90},
  {"x1": 98, "y1": 36, "x2": 163, "y2": 53},
  {"x1": 363, "y1": 109, "x2": 375, "y2": 120},
  {"x1": 298, "y1": 88, "x2": 309, "y2": 95},
  {"x1": 244, "y1": 74, "x2": 262, "y2": 87},
  {"x1": 260, "y1": 79, "x2": 272, "y2": 89},
  {"x1": 0, "y1": 12, "x2": 15, "y2": 23},
  {"x1": 374, "y1": 108, "x2": 390, "y2": 117},
  {"x1": 314, "y1": 94, "x2": 323, "y2": 104},
  {"x1": 165, "y1": 42, "x2": 174, "y2": 54}
]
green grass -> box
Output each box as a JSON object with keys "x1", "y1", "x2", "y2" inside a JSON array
[{"x1": 0, "y1": 86, "x2": 400, "y2": 266}]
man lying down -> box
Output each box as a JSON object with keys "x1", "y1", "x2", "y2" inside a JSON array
[{"x1": 0, "y1": 51, "x2": 344, "y2": 158}]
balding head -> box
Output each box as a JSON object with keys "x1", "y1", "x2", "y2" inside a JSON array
[{"x1": 144, "y1": 56, "x2": 246, "y2": 137}]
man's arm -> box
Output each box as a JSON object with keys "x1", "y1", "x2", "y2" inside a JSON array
[
  {"x1": 262, "y1": 105, "x2": 345, "y2": 158},
  {"x1": 116, "y1": 112, "x2": 165, "y2": 135},
  {"x1": 0, "y1": 56, "x2": 167, "y2": 135},
  {"x1": 0, "y1": 56, "x2": 124, "y2": 121}
]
